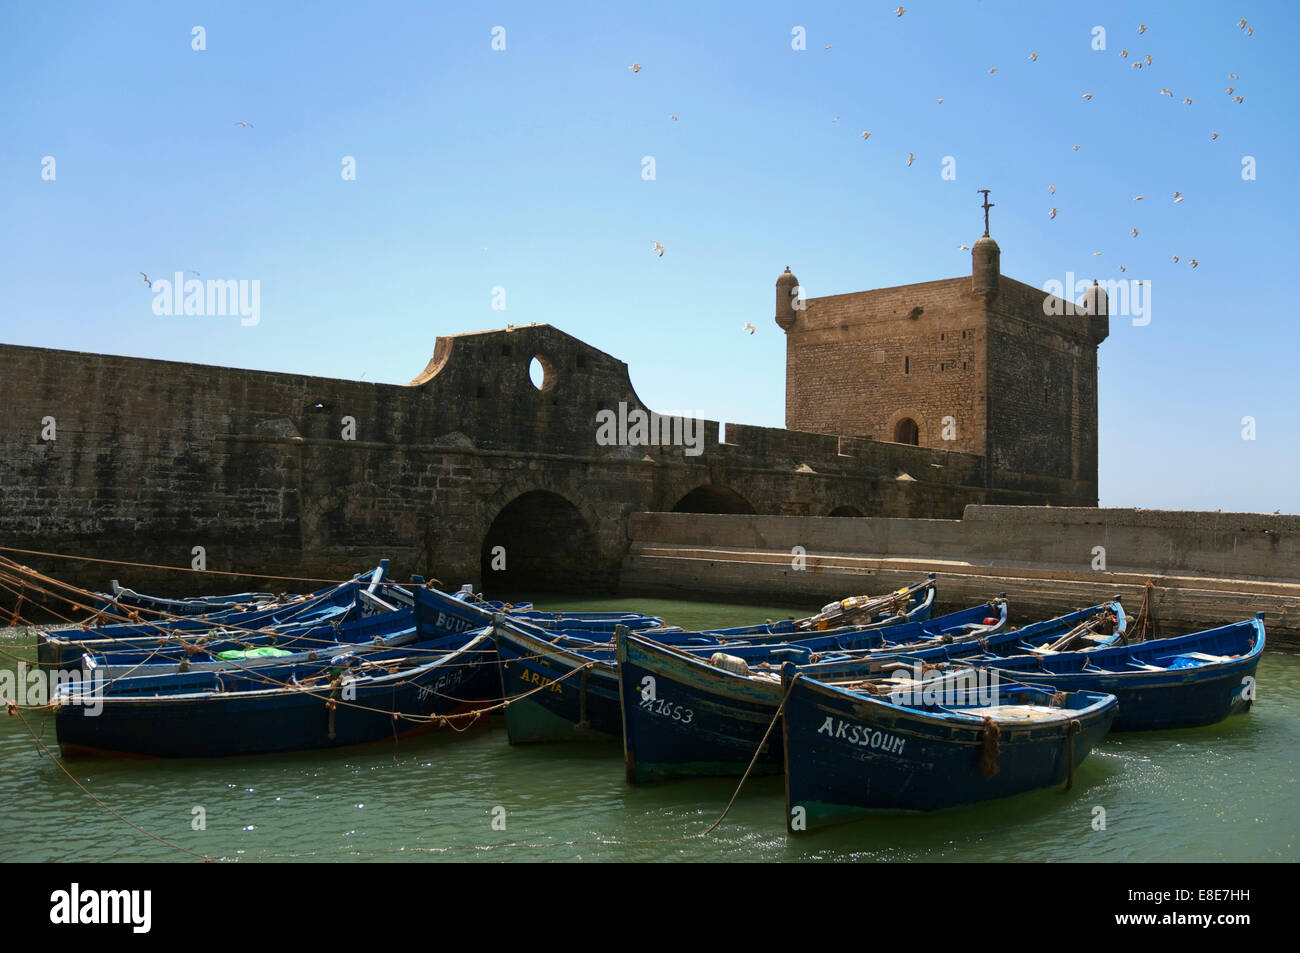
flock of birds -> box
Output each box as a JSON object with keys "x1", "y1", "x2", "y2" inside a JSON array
[
  {"x1": 625, "y1": 16, "x2": 1258, "y2": 332},
  {"x1": 1024, "y1": 22, "x2": 1254, "y2": 276},
  {"x1": 160, "y1": 18, "x2": 1256, "y2": 336}
]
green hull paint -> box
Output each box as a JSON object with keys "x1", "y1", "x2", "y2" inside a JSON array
[{"x1": 505, "y1": 697, "x2": 617, "y2": 744}]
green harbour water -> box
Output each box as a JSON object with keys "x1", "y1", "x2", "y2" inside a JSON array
[{"x1": 2, "y1": 595, "x2": 1297, "y2": 863}]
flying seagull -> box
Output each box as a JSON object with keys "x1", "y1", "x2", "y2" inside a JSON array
[
  {"x1": 628, "y1": 63, "x2": 641, "y2": 72},
  {"x1": 652, "y1": 241, "x2": 664, "y2": 257},
  {"x1": 743, "y1": 322, "x2": 756, "y2": 334},
  {"x1": 139, "y1": 272, "x2": 152, "y2": 288},
  {"x1": 234, "y1": 121, "x2": 253, "y2": 128}
]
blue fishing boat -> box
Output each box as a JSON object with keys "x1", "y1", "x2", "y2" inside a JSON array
[
  {"x1": 780, "y1": 663, "x2": 1117, "y2": 827},
  {"x1": 37, "y1": 564, "x2": 394, "y2": 670},
  {"x1": 84, "y1": 605, "x2": 423, "y2": 679},
  {"x1": 496, "y1": 594, "x2": 1003, "y2": 745},
  {"x1": 412, "y1": 583, "x2": 667, "y2": 638},
  {"x1": 95, "y1": 580, "x2": 275, "y2": 617},
  {"x1": 954, "y1": 614, "x2": 1265, "y2": 731},
  {"x1": 665, "y1": 575, "x2": 938, "y2": 640},
  {"x1": 53, "y1": 629, "x2": 501, "y2": 758},
  {"x1": 614, "y1": 600, "x2": 1121, "y2": 782},
  {"x1": 857, "y1": 599, "x2": 1126, "y2": 669},
  {"x1": 784, "y1": 574, "x2": 938, "y2": 631},
  {"x1": 38, "y1": 585, "x2": 388, "y2": 672}
]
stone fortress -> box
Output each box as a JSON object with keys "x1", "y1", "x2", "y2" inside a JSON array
[{"x1": 775, "y1": 225, "x2": 1108, "y2": 508}]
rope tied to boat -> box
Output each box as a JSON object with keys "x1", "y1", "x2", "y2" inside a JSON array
[
  {"x1": 326, "y1": 674, "x2": 343, "y2": 740},
  {"x1": 980, "y1": 717, "x2": 1001, "y2": 776},
  {"x1": 576, "y1": 665, "x2": 590, "y2": 729},
  {"x1": 1065, "y1": 719, "x2": 1082, "y2": 791},
  {"x1": 7, "y1": 588, "x2": 24, "y2": 627}
]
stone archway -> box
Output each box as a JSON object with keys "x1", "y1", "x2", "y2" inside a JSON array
[
  {"x1": 479, "y1": 490, "x2": 599, "y2": 596},
  {"x1": 893, "y1": 417, "x2": 920, "y2": 445},
  {"x1": 885, "y1": 409, "x2": 925, "y2": 446},
  {"x1": 672, "y1": 485, "x2": 757, "y2": 514}
]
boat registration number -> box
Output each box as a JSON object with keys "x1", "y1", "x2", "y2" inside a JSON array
[{"x1": 639, "y1": 696, "x2": 694, "y2": 724}]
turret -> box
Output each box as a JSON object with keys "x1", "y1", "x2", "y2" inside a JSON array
[
  {"x1": 775, "y1": 266, "x2": 800, "y2": 331},
  {"x1": 1081, "y1": 278, "x2": 1110, "y2": 344},
  {"x1": 971, "y1": 236, "x2": 1000, "y2": 300},
  {"x1": 1081, "y1": 279, "x2": 1108, "y2": 317}
]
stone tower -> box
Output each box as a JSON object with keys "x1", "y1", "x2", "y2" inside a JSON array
[{"x1": 773, "y1": 222, "x2": 1109, "y2": 506}]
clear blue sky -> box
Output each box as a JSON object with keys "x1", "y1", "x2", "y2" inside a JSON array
[{"x1": 2, "y1": 1, "x2": 1296, "y2": 513}]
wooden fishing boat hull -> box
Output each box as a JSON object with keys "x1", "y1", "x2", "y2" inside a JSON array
[
  {"x1": 619, "y1": 633, "x2": 787, "y2": 783},
  {"x1": 967, "y1": 615, "x2": 1265, "y2": 731},
  {"x1": 781, "y1": 669, "x2": 1117, "y2": 827},
  {"x1": 495, "y1": 623, "x2": 622, "y2": 743},
  {"x1": 54, "y1": 633, "x2": 500, "y2": 758}
]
